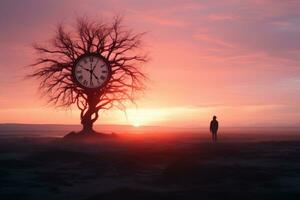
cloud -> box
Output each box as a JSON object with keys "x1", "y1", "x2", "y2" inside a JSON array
[
  {"x1": 129, "y1": 11, "x2": 188, "y2": 27},
  {"x1": 207, "y1": 14, "x2": 239, "y2": 21},
  {"x1": 193, "y1": 33, "x2": 235, "y2": 48}
]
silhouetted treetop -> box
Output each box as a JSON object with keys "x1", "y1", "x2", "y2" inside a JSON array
[{"x1": 29, "y1": 16, "x2": 148, "y2": 134}]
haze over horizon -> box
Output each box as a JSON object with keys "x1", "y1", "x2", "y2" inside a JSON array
[{"x1": 1, "y1": 0, "x2": 300, "y2": 128}]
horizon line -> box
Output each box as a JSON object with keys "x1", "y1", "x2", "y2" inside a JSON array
[{"x1": 1, "y1": 123, "x2": 300, "y2": 129}]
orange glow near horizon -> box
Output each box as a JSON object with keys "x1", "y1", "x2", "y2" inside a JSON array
[{"x1": 125, "y1": 108, "x2": 168, "y2": 127}]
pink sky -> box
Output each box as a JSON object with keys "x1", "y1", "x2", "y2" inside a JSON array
[{"x1": 0, "y1": 0, "x2": 300, "y2": 127}]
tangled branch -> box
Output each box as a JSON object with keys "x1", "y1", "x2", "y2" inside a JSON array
[{"x1": 29, "y1": 16, "x2": 148, "y2": 118}]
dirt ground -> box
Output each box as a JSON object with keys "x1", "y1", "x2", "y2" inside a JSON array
[{"x1": 1, "y1": 132, "x2": 300, "y2": 200}]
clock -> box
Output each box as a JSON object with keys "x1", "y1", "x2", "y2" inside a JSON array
[{"x1": 73, "y1": 53, "x2": 111, "y2": 90}]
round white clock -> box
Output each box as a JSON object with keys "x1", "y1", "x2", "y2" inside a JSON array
[{"x1": 73, "y1": 54, "x2": 111, "y2": 89}]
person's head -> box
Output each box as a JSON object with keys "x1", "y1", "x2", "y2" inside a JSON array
[{"x1": 213, "y1": 115, "x2": 217, "y2": 120}]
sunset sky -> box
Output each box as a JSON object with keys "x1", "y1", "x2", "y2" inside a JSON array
[{"x1": 0, "y1": 0, "x2": 300, "y2": 127}]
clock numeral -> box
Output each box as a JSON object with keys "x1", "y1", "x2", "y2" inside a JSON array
[
  {"x1": 100, "y1": 64, "x2": 105, "y2": 68},
  {"x1": 83, "y1": 80, "x2": 88, "y2": 86},
  {"x1": 76, "y1": 70, "x2": 82, "y2": 74},
  {"x1": 102, "y1": 70, "x2": 107, "y2": 73},
  {"x1": 100, "y1": 75, "x2": 106, "y2": 80},
  {"x1": 83, "y1": 59, "x2": 87, "y2": 64},
  {"x1": 78, "y1": 75, "x2": 83, "y2": 80},
  {"x1": 89, "y1": 57, "x2": 93, "y2": 63}
]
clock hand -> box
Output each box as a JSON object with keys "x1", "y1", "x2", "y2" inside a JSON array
[
  {"x1": 92, "y1": 72, "x2": 99, "y2": 80},
  {"x1": 92, "y1": 61, "x2": 102, "y2": 72},
  {"x1": 89, "y1": 71, "x2": 93, "y2": 86},
  {"x1": 93, "y1": 60, "x2": 99, "y2": 71},
  {"x1": 79, "y1": 65, "x2": 90, "y2": 72},
  {"x1": 92, "y1": 65, "x2": 97, "y2": 72}
]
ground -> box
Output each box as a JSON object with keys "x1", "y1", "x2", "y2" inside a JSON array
[{"x1": 1, "y1": 132, "x2": 300, "y2": 200}]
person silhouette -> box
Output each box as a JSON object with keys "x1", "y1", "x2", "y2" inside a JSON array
[{"x1": 210, "y1": 115, "x2": 219, "y2": 142}]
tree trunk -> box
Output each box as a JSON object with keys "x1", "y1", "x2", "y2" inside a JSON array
[
  {"x1": 80, "y1": 93, "x2": 98, "y2": 134},
  {"x1": 81, "y1": 113, "x2": 95, "y2": 134}
]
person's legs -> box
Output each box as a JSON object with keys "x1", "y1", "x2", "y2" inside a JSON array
[
  {"x1": 212, "y1": 132, "x2": 216, "y2": 142},
  {"x1": 212, "y1": 131, "x2": 217, "y2": 142}
]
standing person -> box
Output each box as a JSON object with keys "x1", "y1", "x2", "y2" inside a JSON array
[{"x1": 210, "y1": 116, "x2": 219, "y2": 142}]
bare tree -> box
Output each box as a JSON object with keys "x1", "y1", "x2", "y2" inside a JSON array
[{"x1": 29, "y1": 16, "x2": 147, "y2": 136}]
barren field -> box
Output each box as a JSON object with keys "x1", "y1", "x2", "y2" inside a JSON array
[{"x1": 1, "y1": 129, "x2": 300, "y2": 200}]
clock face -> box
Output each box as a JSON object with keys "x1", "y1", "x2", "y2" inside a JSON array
[{"x1": 73, "y1": 54, "x2": 111, "y2": 89}]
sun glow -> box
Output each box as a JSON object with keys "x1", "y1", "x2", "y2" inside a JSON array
[
  {"x1": 133, "y1": 122, "x2": 141, "y2": 127},
  {"x1": 124, "y1": 107, "x2": 213, "y2": 127},
  {"x1": 126, "y1": 108, "x2": 168, "y2": 127}
]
